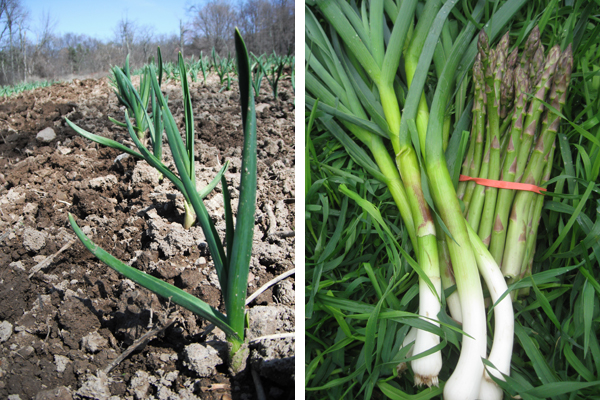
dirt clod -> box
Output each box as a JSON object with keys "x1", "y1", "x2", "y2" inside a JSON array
[{"x1": 184, "y1": 342, "x2": 224, "y2": 378}]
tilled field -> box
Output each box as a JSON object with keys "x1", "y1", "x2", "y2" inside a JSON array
[{"x1": 0, "y1": 73, "x2": 295, "y2": 400}]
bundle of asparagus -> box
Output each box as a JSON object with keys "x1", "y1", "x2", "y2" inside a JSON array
[{"x1": 457, "y1": 27, "x2": 573, "y2": 297}]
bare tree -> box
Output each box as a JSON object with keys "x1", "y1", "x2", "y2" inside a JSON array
[
  {"x1": 138, "y1": 24, "x2": 154, "y2": 63},
  {"x1": 272, "y1": 0, "x2": 294, "y2": 55},
  {"x1": 179, "y1": 19, "x2": 188, "y2": 58},
  {"x1": 114, "y1": 16, "x2": 137, "y2": 61},
  {"x1": 29, "y1": 10, "x2": 57, "y2": 78},
  {"x1": 189, "y1": 0, "x2": 237, "y2": 54},
  {"x1": 237, "y1": 0, "x2": 294, "y2": 55},
  {"x1": 2, "y1": 0, "x2": 28, "y2": 82}
]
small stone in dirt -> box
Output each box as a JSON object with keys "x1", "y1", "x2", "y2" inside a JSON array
[
  {"x1": 179, "y1": 268, "x2": 202, "y2": 289},
  {"x1": 131, "y1": 162, "x2": 161, "y2": 186},
  {"x1": 183, "y1": 342, "x2": 223, "y2": 377},
  {"x1": 76, "y1": 371, "x2": 111, "y2": 400},
  {"x1": 273, "y1": 280, "x2": 295, "y2": 305},
  {"x1": 129, "y1": 370, "x2": 155, "y2": 400},
  {"x1": 194, "y1": 256, "x2": 207, "y2": 266},
  {"x1": 0, "y1": 320, "x2": 13, "y2": 342},
  {"x1": 146, "y1": 209, "x2": 206, "y2": 258},
  {"x1": 255, "y1": 103, "x2": 271, "y2": 113},
  {"x1": 8, "y1": 395, "x2": 23, "y2": 400},
  {"x1": 54, "y1": 354, "x2": 71, "y2": 373},
  {"x1": 247, "y1": 306, "x2": 294, "y2": 339},
  {"x1": 114, "y1": 153, "x2": 130, "y2": 164},
  {"x1": 9, "y1": 261, "x2": 25, "y2": 271},
  {"x1": 16, "y1": 345, "x2": 34, "y2": 358},
  {"x1": 36, "y1": 127, "x2": 56, "y2": 142},
  {"x1": 34, "y1": 386, "x2": 72, "y2": 400},
  {"x1": 23, "y1": 227, "x2": 46, "y2": 252},
  {"x1": 262, "y1": 138, "x2": 283, "y2": 156},
  {"x1": 58, "y1": 146, "x2": 72, "y2": 155},
  {"x1": 81, "y1": 331, "x2": 108, "y2": 353},
  {"x1": 88, "y1": 174, "x2": 118, "y2": 190},
  {"x1": 23, "y1": 202, "x2": 38, "y2": 215}
]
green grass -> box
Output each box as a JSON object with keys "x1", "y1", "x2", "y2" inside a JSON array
[
  {"x1": 0, "y1": 80, "x2": 56, "y2": 97},
  {"x1": 149, "y1": 49, "x2": 294, "y2": 95},
  {"x1": 305, "y1": 0, "x2": 600, "y2": 398}
]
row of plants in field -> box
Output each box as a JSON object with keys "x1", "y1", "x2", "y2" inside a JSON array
[
  {"x1": 306, "y1": 0, "x2": 600, "y2": 399},
  {"x1": 0, "y1": 79, "x2": 56, "y2": 97},
  {"x1": 131, "y1": 49, "x2": 294, "y2": 99}
]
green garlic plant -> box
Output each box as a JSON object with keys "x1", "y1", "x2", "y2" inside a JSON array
[
  {"x1": 65, "y1": 29, "x2": 257, "y2": 370},
  {"x1": 109, "y1": 54, "x2": 152, "y2": 140},
  {"x1": 260, "y1": 51, "x2": 286, "y2": 101}
]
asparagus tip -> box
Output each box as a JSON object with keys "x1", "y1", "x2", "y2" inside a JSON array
[
  {"x1": 508, "y1": 48, "x2": 519, "y2": 68},
  {"x1": 527, "y1": 26, "x2": 541, "y2": 48},
  {"x1": 498, "y1": 31, "x2": 510, "y2": 51},
  {"x1": 478, "y1": 29, "x2": 490, "y2": 61}
]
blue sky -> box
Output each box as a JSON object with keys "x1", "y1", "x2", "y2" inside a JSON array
[{"x1": 23, "y1": 0, "x2": 198, "y2": 41}]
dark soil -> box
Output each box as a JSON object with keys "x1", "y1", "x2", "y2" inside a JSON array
[{"x1": 0, "y1": 73, "x2": 295, "y2": 400}]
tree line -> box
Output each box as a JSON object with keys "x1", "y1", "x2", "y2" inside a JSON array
[{"x1": 0, "y1": 0, "x2": 295, "y2": 86}]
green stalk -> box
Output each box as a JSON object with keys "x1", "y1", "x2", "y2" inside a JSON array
[
  {"x1": 369, "y1": 136, "x2": 418, "y2": 248},
  {"x1": 428, "y1": 161, "x2": 486, "y2": 400},
  {"x1": 515, "y1": 45, "x2": 560, "y2": 184},
  {"x1": 519, "y1": 26, "x2": 540, "y2": 72},
  {"x1": 489, "y1": 45, "x2": 560, "y2": 266},
  {"x1": 529, "y1": 44, "x2": 545, "y2": 86},
  {"x1": 462, "y1": 54, "x2": 487, "y2": 211},
  {"x1": 421, "y1": 5, "x2": 487, "y2": 398},
  {"x1": 318, "y1": 0, "x2": 445, "y2": 385},
  {"x1": 465, "y1": 124, "x2": 490, "y2": 231},
  {"x1": 478, "y1": 33, "x2": 508, "y2": 245},
  {"x1": 499, "y1": 48, "x2": 518, "y2": 122},
  {"x1": 403, "y1": 0, "x2": 441, "y2": 153},
  {"x1": 225, "y1": 30, "x2": 257, "y2": 360},
  {"x1": 377, "y1": 0, "x2": 444, "y2": 385},
  {"x1": 457, "y1": 127, "x2": 476, "y2": 200},
  {"x1": 517, "y1": 141, "x2": 555, "y2": 297},
  {"x1": 502, "y1": 46, "x2": 572, "y2": 279},
  {"x1": 488, "y1": 65, "x2": 530, "y2": 264}
]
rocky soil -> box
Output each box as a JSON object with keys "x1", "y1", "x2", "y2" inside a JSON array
[{"x1": 0, "y1": 73, "x2": 295, "y2": 399}]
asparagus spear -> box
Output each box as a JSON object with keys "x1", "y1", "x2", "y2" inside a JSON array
[
  {"x1": 502, "y1": 45, "x2": 573, "y2": 279},
  {"x1": 489, "y1": 65, "x2": 531, "y2": 263},
  {"x1": 479, "y1": 32, "x2": 509, "y2": 245}
]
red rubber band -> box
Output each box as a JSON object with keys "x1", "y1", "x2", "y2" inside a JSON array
[{"x1": 459, "y1": 175, "x2": 547, "y2": 195}]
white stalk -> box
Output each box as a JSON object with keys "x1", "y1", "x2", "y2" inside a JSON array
[
  {"x1": 430, "y1": 165, "x2": 486, "y2": 400},
  {"x1": 411, "y1": 274, "x2": 442, "y2": 387},
  {"x1": 439, "y1": 237, "x2": 463, "y2": 323},
  {"x1": 183, "y1": 199, "x2": 196, "y2": 229},
  {"x1": 396, "y1": 327, "x2": 417, "y2": 375},
  {"x1": 467, "y1": 223, "x2": 514, "y2": 400},
  {"x1": 446, "y1": 290, "x2": 462, "y2": 323},
  {"x1": 442, "y1": 286, "x2": 486, "y2": 400}
]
